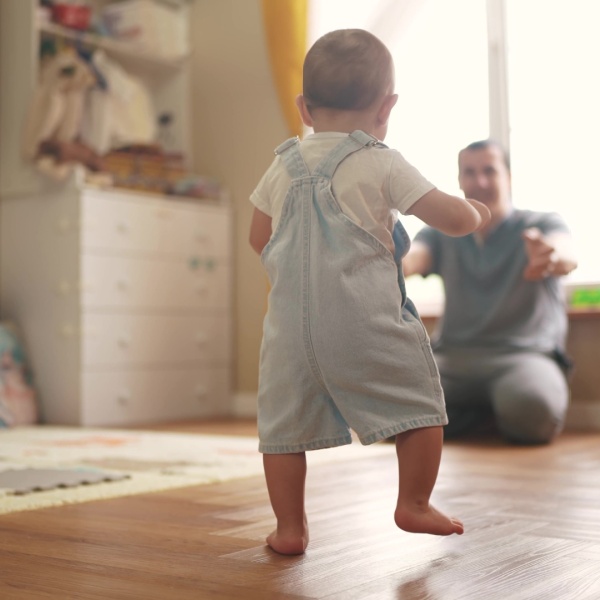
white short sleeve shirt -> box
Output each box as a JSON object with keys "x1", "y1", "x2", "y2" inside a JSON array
[{"x1": 250, "y1": 132, "x2": 435, "y2": 254}]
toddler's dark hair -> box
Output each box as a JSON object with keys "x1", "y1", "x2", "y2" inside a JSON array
[{"x1": 303, "y1": 29, "x2": 393, "y2": 113}]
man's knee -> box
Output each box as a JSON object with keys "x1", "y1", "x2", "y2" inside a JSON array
[
  {"x1": 491, "y1": 355, "x2": 569, "y2": 444},
  {"x1": 493, "y1": 392, "x2": 565, "y2": 445}
]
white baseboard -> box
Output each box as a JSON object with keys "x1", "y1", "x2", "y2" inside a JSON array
[
  {"x1": 231, "y1": 396, "x2": 600, "y2": 431},
  {"x1": 566, "y1": 401, "x2": 600, "y2": 431},
  {"x1": 232, "y1": 392, "x2": 257, "y2": 418}
]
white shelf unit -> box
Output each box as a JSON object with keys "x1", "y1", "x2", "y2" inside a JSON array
[
  {"x1": 0, "y1": 0, "x2": 192, "y2": 198},
  {"x1": 37, "y1": 21, "x2": 191, "y2": 70},
  {"x1": 0, "y1": 1, "x2": 234, "y2": 426}
]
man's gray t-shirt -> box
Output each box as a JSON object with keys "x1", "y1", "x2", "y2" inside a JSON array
[{"x1": 413, "y1": 209, "x2": 570, "y2": 355}]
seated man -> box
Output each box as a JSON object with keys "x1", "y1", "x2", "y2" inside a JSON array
[{"x1": 403, "y1": 139, "x2": 578, "y2": 444}]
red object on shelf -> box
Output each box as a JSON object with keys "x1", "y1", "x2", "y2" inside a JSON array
[{"x1": 51, "y1": 4, "x2": 92, "y2": 31}]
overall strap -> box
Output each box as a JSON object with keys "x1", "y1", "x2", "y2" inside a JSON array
[
  {"x1": 312, "y1": 130, "x2": 387, "y2": 179},
  {"x1": 273, "y1": 137, "x2": 310, "y2": 179}
]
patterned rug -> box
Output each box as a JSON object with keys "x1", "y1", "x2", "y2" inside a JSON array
[{"x1": 0, "y1": 426, "x2": 394, "y2": 515}]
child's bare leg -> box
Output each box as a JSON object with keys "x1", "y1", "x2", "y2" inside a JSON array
[
  {"x1": 394, "y1": 426, "x2": 464, "y2": 536},
  {"x1": 263, "y1": 452, "x2": 309, "y2": 554}
]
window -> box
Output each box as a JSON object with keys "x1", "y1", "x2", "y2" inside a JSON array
[
  {"x1": 308, "y1": 0, "x2": 598, "y2": 309},
  {"x1": 308, "y1": 0, "x2": 488, "y2": 310},
  {"x1": 308, "y1": 0, "x2": 488, "y2": 206}
]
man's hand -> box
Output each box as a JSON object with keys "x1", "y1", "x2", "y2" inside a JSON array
[{"x1": 522, "y1": 228, "x2": 559, "y2": 280}]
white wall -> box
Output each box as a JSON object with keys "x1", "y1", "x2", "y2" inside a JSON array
[{"x1": 190, "y1": 0, "x2": 287, "y2": 396}]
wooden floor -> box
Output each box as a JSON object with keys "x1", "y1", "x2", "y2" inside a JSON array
[{"x1": 1, "y1": 420, "x2": 600, "y2": 600}]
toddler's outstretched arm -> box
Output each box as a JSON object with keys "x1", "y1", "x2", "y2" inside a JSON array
[{"x1": 406, "y1": 189, "x2": 490, "y2": 236}]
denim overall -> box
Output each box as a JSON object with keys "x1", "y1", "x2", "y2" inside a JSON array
[{"x1": 257, "y1": 131, "x2": 446, "y2": 454}]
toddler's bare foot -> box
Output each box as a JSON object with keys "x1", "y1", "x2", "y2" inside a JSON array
[
  {"x1": 395, "y1": 503, "x2": 464, "y2": 536},
  {"x1": 266, "y1": 527, "x2": 309, "y2": 555}
]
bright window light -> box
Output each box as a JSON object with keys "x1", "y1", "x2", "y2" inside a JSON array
[
  {"x1": 506, "y1": 0, "x2": 600, "y2": 284},
  {"x1": 308, "y1": 0, "x2": 600, "y2": 306},
  {"x1": 308, "y1": 0, "x2": 488, "y2": 310}
]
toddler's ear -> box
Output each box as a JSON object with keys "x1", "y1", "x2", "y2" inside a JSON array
[
  {"x1": 378, "y1": 93, "x2": 398, "y2": 124},
  {"x1": 295, "y1": 95, "x2": 313, "y2": 127}
]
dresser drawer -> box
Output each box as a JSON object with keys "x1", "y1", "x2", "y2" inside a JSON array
[
  {"x1": 81, "y1": 366, "x2": 232, "y2": 426},
  {"x1": 82, "y1": 192, "x2": 162, "y2": 255},
  {"x1": 81, "y1": 254, "x2": 231, "y2": 310},
  {"x1": 82, "y1": 191, "x2": 232, "y2": 259},
  {"x1": 82, "y1": 313, "x2": 231, "y2": 368},
  {"x1": 158, "y1": 205, "x2": 232, "y2": 258}
]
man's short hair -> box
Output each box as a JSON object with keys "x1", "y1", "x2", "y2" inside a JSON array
[
  {"x1": 459, "y1": 139, "x2": 511, "y2": 171},
  {"x1": 303, "y1": 29, "x2": 393, "y2": 113}
]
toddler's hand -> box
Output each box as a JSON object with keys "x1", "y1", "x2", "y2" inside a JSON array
[{"x1": 466, "y1": 199, "x2": 491, "y2": 231}]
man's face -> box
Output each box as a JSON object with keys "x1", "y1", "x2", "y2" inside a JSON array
[{"x1": 458, "y1": 146, "x2": 511, "y2": 210}]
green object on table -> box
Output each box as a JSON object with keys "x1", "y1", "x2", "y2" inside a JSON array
[{"x1": 570, "y1": 287, "x2": 600, "y2": 308}]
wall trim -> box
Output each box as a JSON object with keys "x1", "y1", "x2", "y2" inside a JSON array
[
  {"x1": 232, "y1": 392, "x2": 257, "y2": 419},
  {"x1": 231, "y1": 396, "x2": 600, "y2": 431},
  {"x1": 566, "y1": 401, "x2": 600, "y2": 431}
]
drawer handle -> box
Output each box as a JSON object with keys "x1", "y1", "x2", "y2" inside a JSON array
[
  {"x1": 116, "y1": 221, "x2": 130, "y2": 235},
  {"x1": 118, "y1": 335, "x2": 131, "y2": 349},
  {"x1": 195, "y1": 282, "x2": 208, "y2": 295},
  {"x1": 117, "y1": 278, "x2": 130, "y2": 292},
  {"x1": 117, "y1": 390, "x2": 131, "y2": 406}
]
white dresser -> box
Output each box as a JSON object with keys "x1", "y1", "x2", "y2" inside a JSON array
[
  {"x1": 0, "y1": 0, "x2": 234, "y2": 425},
  {"x1": 0, "y1": 185, "x2": 233, "y2": 425}
]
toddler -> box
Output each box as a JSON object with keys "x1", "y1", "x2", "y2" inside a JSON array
[{"x1": 249, "y1": 29, "x2": 490, "y2": 555}]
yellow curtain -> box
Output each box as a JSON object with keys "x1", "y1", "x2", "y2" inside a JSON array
[{"x1": 261, "y1": 0, "x2": 308, "y2": 137}]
